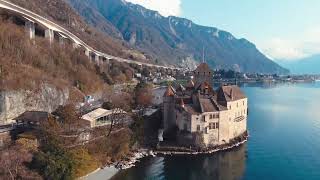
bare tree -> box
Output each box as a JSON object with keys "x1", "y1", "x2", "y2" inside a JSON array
[
  {"x1": 0, "y1": 144, "x2": 41, "y2": 180},
  {"x1": 104, "y1": 92, "x2": 133, "y2": 137},
  {"x1": 134, "y1": 82, "x2": 153, "y2": 116}
]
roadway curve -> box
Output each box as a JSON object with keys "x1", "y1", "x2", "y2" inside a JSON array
[{"x1": 0, "y1": 0, "x2": 179, "y2": 70}]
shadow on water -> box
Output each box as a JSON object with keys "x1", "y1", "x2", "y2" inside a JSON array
[{"x1": 111, "y1": 143, "x2": 247, "y2": 180}]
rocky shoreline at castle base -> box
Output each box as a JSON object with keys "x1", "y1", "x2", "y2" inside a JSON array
[{"x1": 112, "y1": 131, "x2": 248, "y2": 171}]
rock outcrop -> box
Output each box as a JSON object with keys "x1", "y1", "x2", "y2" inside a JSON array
[{"x1": 0, "y1": 84, "x2": 69, "y2": 125}]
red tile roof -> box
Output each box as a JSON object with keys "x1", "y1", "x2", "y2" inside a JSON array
[
  {"x1": 217, "y1": 85, "x2": 246, "y2": 102},
  {"x1": 164, "y1": 85, "x2": 175, "y2": 97}
]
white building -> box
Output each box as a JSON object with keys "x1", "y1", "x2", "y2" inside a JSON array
[{"x1": 81, "y1": 108, "x2": 127, "y2": 128}]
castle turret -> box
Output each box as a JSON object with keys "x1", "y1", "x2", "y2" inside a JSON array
[
  {"x1": 163, "y1": 85, "x2": 176, "y2": 132},
  {"x1": 193, "y1": 63, "x2": 213, "y2": 86}
]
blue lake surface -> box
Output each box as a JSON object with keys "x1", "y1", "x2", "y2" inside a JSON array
[{"x1": 112, "y1": 82, "x2": 320, "y2": 180}]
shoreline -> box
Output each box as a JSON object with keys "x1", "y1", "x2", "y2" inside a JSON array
[
  {"x1": 83, "y1": 133, "x2": 249, "y2": 179},
  {"x1": 80, "y1": 166, "x2": 119, "y2": 180}
]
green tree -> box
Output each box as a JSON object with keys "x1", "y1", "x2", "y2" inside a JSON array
[{"x1": 31, "y1": 141, "x2": 75, "y2": 180}]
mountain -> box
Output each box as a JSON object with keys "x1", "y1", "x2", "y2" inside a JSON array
[
  {"x1": 67, "y1": 0, "x2": 288, "y2": 74},
  {"x1": 7, "y1": 0, "x2": 148, "y2": 61},
  {"x1": 277, "y1": 55, "x2": 320, "y2": 75}
]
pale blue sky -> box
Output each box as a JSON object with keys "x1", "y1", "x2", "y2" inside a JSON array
[{"x1": 127, "y1": 0, "x2": 320, "y2": 61}]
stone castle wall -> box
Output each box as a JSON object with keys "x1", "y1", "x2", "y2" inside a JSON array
[{"x1": 227, "y1": 98, "x2": 248, "y2": 140}]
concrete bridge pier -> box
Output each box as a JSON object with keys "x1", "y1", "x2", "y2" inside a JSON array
[
  {"x1": 25, "y1": 20, "x2": 35, "y2": 39},
  {"x1": 59, "y1": 36, "x2": 65, "y2": 45},
  {"x1": 102, "y1": 57, "x2": 109, "y2": 64},
  {"x1": 45, "y1": 29, "x2": 54, "y2": 44},
  {"x1": 94, "y1": 54, "x2": 101, "y2": 65},
  {"x1": 85, "y1": 49, "x2": 91, "y2": 58}
]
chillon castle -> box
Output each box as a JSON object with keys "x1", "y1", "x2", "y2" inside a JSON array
[{"x1": 162, "y1": 63, "x2": 248, "y2": 148}]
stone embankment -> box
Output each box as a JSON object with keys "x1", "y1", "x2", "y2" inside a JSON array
[{"x1": 155, "y1": 131, "x2": 248, "y2": 155}]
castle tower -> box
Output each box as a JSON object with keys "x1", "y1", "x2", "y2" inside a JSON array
[
  {"x1": 163, "y1": 85, "x2": 176, "y2": 132},
  {"x1": 193, "y1": 63, "x2": 213, "y2": 86}
]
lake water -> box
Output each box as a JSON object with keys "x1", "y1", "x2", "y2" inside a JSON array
[{"x1": 112, "y1": 82, "x2": 320, "y2": 180}]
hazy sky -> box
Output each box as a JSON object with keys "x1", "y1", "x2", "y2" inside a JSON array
[{"x1": 126, "y1": 0, "x2": 320, "y2": 61}]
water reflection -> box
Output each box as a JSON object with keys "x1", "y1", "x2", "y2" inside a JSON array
[
  {"x1": 112, "y1": 143, "x2": 247, "y2": 180},
  {"x1": 163, "y1": 144, "x2": 246, "y2": 180}
]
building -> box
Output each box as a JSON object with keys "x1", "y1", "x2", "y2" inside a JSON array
[
  {"x1": 193, "y1": 63, "x2": 213, "y2": 86},
  {"x1": 14, "y1": 111, "x2": 51, "y2": 127},
  {"x1": 163, "y1": 63, "x2": 248, "y2": 147},
  {"x1": 81, "y1": 108, "x2": 128, "y2": 128}
]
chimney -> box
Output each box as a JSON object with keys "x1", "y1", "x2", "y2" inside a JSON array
[{"x1": 230, "y1": 89, "x2": 233, "y2": 100}]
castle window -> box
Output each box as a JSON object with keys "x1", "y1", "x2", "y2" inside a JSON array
[
  {"x1": 210, "y1": 114, "x2": 213, "y2": 119},
  {"x1": 216, "y1": 122, "x2": 219, "y2": 129},
  {"x1": 229, "y1": 105, "x2": 231, "y2": 110},
  {"x1": 209, "y1": 123, "x2": 216, "y2": 129},
  {"x1": 217, "y1": 114, "x2": 220, "y2": 118},
  {"x1": 197, "y1": 125, "x2": 201, "y2": 131},
  {"x1": 243, "y1": 101, "x2": 245, "y2": 105}
]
